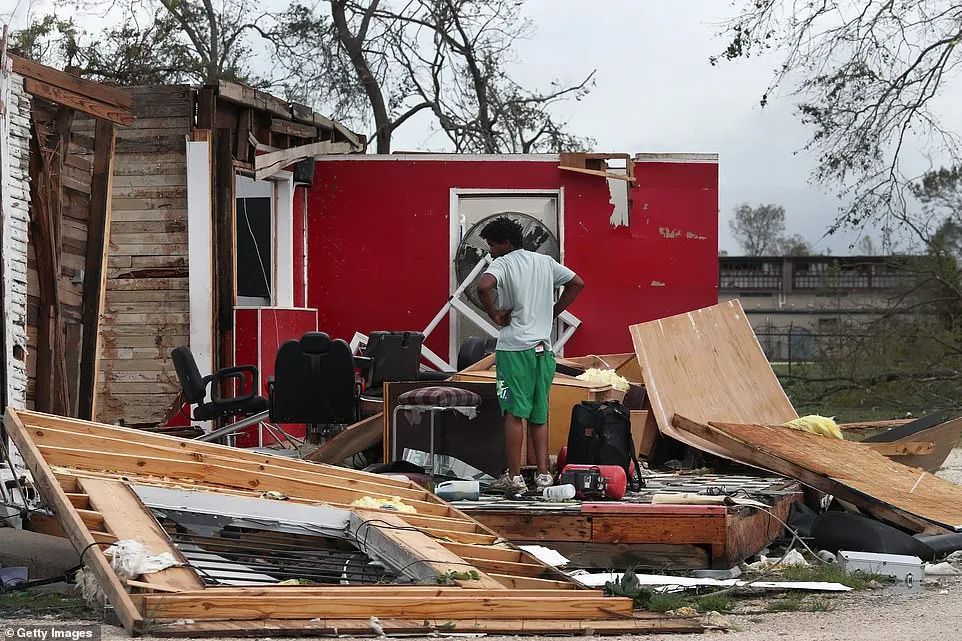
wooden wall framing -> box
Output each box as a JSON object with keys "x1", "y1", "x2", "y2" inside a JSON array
[{"x1": 4, "y1": 408, "x2": 703, "y2": 637}]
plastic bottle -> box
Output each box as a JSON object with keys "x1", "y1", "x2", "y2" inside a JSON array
[
  {"x1": 542, "y1": 484, "x2": 576, "y2": 501},
  {"x1": 434, "y1": 480, "x2": 481, "y2": 501}
]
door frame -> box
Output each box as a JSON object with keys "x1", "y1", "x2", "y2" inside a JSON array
[{"x1": 447, "y1": 188, "x2": 566, "y2": 365}]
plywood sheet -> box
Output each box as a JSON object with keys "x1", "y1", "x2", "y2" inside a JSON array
[
  {"x1": 629, "y1": 300, "x2": 797, "y2": 455},
  {"x1": 704, "y1": 420, "x2": 962, "y2": 531}
]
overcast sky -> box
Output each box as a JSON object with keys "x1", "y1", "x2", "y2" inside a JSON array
[{"x1": 10, "y1": 0, "x2": 961, "y2": 254}]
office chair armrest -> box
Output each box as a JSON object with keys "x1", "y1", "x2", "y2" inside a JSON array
[{"x1": 206, "y1": 365, "x2": 258, "y2": 403}]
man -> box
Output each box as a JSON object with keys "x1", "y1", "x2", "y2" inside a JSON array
[{"x1": 476, "y1": 216, "x2": 584, "y2": 493}]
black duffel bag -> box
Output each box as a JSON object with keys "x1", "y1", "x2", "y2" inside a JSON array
[{"x1": 565, "y1": 400, "x2": 644, "y2": 491}]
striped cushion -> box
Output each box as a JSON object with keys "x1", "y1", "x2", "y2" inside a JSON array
[{"x1": 398, "y1": 386, "x2": 482, "y2": 407}]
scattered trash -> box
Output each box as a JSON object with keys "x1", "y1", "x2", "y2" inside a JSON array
[
  {"x1": 666, "y1": 607, "x2": 698, "y2": 617},
  {"x1": 518, "y1": 545, "x2": 569, "y2": 568},
  {"x1": 701, "y1": 611, "x2": 734, "y2": 630},
  {"x1": 745, "y1": 549, "x2": 810, "y2": 571},
  {"x1": 576, "y1": 368, "x2": 630, "y2": 391},
  {"x1": 368, "y1": 616, "x2": 385, "y2": 636},
  {"x1": 782, "y1": 415, "x2": 842, "y2": 440},
  {"x1": 260, "y1": 490, "x2": 288, "y2": 500},
  {"x1": 816, "y1": 550, "x2": 837, "y2": 564},
  {"x1": 692, "y1": 567, "x2": 742, "y2": 580},
  {"x1": 924, "y1": 562, "x2": 961, "y2": 576},
  {"x1": 579, "y1": 571, "x2": 851, "y2": 592},
  {"x1": 107, "y1": 540, "x2": 181, "y2": 578}
]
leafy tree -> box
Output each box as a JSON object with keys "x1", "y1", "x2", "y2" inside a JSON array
[
  {"x1": 716, "y1": 1, "x2": 962, "y2": 238},
  {"x1": 730, "y1": 203, "x2": 811, "y2": 255},
  {"x1": 12, "y1": 0, "x2": 595, "y2": 154}
]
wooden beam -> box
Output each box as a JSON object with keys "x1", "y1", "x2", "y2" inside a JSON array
[
  {"x1": 28, "y1": 117, "x2": 70, "y2": 415},
  {"x1": 23, "y1": 78, "x2": 133, "y2": 126},
  {"x1": 270, "y1": 118, "x2": 317, "y2": 139},
  {"x1": 254, "y1": 140, "x2": 353, "y2": 180},
  {"x1": 213, "y1": 128, "x2": 235, "y2": 373},
  {"x1": 36, "y1": 445, "x2": 453, "y2": 517},
  {"x1": 78, "y1": 119, "x2": 116, "y2": 420},
  {"x1": 27, "y1": 423, "x2": 437, "y2": 504},
  {"x1": 139, "y1": 594, "x2": 633, "y2": 621},
  {"x1": 348, "y1": 511, "x2": 505, "y2": 588},
  {"x1": 3, "y1": 408, "x2": 142, "y2": 633},
  {"x1": 305, "y1": 412, "x2": 383, "y2": 463},
  {"x1": 862, "y1": 441, "x2": 935, "y2": 456},
  {"x1": 10, "y1": 54, "x2": 132, "y2": 110},
  {"x1": 146, "y1": 616, "x2": 702, "y2": 636},
  {"x1": 80, "y1": 478, "x2": 204, "y2": 591},
  {"x1": 18, "y1": 409, "x2": 418, "y2": 491}
]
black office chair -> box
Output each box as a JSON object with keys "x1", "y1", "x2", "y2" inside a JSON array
[
  {"x1": 358, "y1": 331, "x2": 425, "y2": 402},
  {"x1": 269, "y1": 332, "x2": 358, "y2": 442},
  {"x1": 457, "y1": 336, "x2": 498, "y2": 371},
  {"x1": 171, "y1": 346, "x2": 267, "y2": 422}
]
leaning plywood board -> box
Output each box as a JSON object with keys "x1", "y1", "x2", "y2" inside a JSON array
[
  {"x1": 630, "y1": 300, "x2": 797, "y2": 456},
  {"x1": 5, "y1": 408, "x2": 696, "y2": 636},
  {"x1": 675, "y1": 417, "x2": 962, "y2": 532}
]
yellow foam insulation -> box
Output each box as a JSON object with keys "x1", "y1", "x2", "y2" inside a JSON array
[{"x1": 782, "y1": 415, "x2": 842, "y2": 440}]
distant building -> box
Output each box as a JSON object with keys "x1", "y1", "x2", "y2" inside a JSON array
[{"x1": 719, "y1": 255, "x2": 917, "y2": 361}]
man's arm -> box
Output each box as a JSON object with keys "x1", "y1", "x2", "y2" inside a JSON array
[
  {"x1": 478, "y1": 273, "x2": 511, "y2": 327},
  {"x1": 553, "y1": 274, "x2": 584, "y2": 318}
]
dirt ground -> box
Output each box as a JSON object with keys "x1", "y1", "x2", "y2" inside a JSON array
[{"x1": 5, "y1": 450, "x2": 962, "y2": 641}]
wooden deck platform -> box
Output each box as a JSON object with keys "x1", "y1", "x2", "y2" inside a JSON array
[{"x1": 461, "y1": 476, "x2": 801, "y2": 570}]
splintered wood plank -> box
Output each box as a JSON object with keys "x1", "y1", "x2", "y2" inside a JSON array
[
  {"x1": 139, "y1": 587, "x2": 596, "y2": 598},
  {"x1": 19, "y1": 410, "x2": 418, "y2": 491},
  {"x1": 348, "y1": 511, "x2": 505, "y2": 589},
  {"x1": 863, "y1": 442, "x2": 935, "y2": 456},
  {"x1": 629, "y1": 300, "x2": 797, "y2": 458},
  {"x1": 672, "y1": 416, "x2": 950, "y2": 532},
  {"x1": 146, "y1": 616, "x2": 703, "y2": 637},
  {"x1": 28, "y1": 421, "x2": 436, "y2": 504},
  {"x1": 80, "y1": 478, "x2": 203, "y2": 591},
  {"x1": 10, "y1": 54, "x2": 133, "y2": 109},
  {"x1": 708, "y1": 421, "x2": 962, "y2": 531},
  {"x1": 2, "y1": 409, "x2": 143, "y2": 633},
  {"x1": 140, "y1": 595, "x2": 634, "y2": 621},
  {"x1": 672, "y1": 415, "x2": 933, "y2": 533},
  {"x1": 54, "y1": 467, "x2": 477, "y2": 532},
  {"x1": 305, "y1": 412, "x2": 383, "y2": 463},
  {"x1": 38, "y1": 444, "x2": 452, "y2": 517},
  {"x1": 23, "y1": 79, "x2": 134, "y2": 126}
]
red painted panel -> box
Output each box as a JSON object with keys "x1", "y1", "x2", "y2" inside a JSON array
[
  {"x1": 233, "y1": 307, "x2": 318, "y2": 447},
  {"x1": 307, "y1": 157, "x2": 717, "y2": 359},
  {"x1": 561, "y1": 161, "x2": 719, "y2": 355}
]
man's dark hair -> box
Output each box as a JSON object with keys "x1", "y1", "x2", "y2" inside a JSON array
[{"x1": 479, "y1": 216, "x2": 524, "y2": 249}]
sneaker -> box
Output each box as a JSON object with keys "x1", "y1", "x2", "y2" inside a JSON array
[
  {"x1": 488, "y1": 471, "x2": 528, "y2": 495},
  {"x1": 535, "y1": 473, "x2": 554, "y2": 490}
]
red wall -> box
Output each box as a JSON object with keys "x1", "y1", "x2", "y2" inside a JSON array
[{"x1": 307, "y1": 157, "x2": 717, "y2": 359}]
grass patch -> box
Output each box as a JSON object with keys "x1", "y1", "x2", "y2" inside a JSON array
[
  {"x1": 777, "y1": 563, "x2": 885, "y2": 590},
  {"x1": 0, "y1": 591, "x2": 93, "y2": 619},
  {"x1": 694, "y1": 592, "x2": 734, "y2": 612},
  {"x1": 765, "y1": 594, "x2": 835, "y2": 613},
  {"x1": 646, "y1": 593, "x2": 689, "y2": 613}
]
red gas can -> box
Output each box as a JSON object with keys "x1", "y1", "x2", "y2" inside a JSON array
[{"x1": 559, "y1": 464, "x2": 628, "y2": 500}]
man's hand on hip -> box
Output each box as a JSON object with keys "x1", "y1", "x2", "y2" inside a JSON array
[{"x1": 492, "y1": 310, "x2": 512, "y2": 327}]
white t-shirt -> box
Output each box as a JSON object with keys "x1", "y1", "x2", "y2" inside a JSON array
[{"x1": 483, "y1": 250, "x2": 576, "y2": 351}]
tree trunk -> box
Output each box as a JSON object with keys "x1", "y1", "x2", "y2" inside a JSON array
[{"x1": 330, "y1": 0, "x2": 392, "y2": 153}]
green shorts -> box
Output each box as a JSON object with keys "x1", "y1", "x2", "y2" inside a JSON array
[{"x1": 495, "y1": 347, "x2": 556, "y2": 424}]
